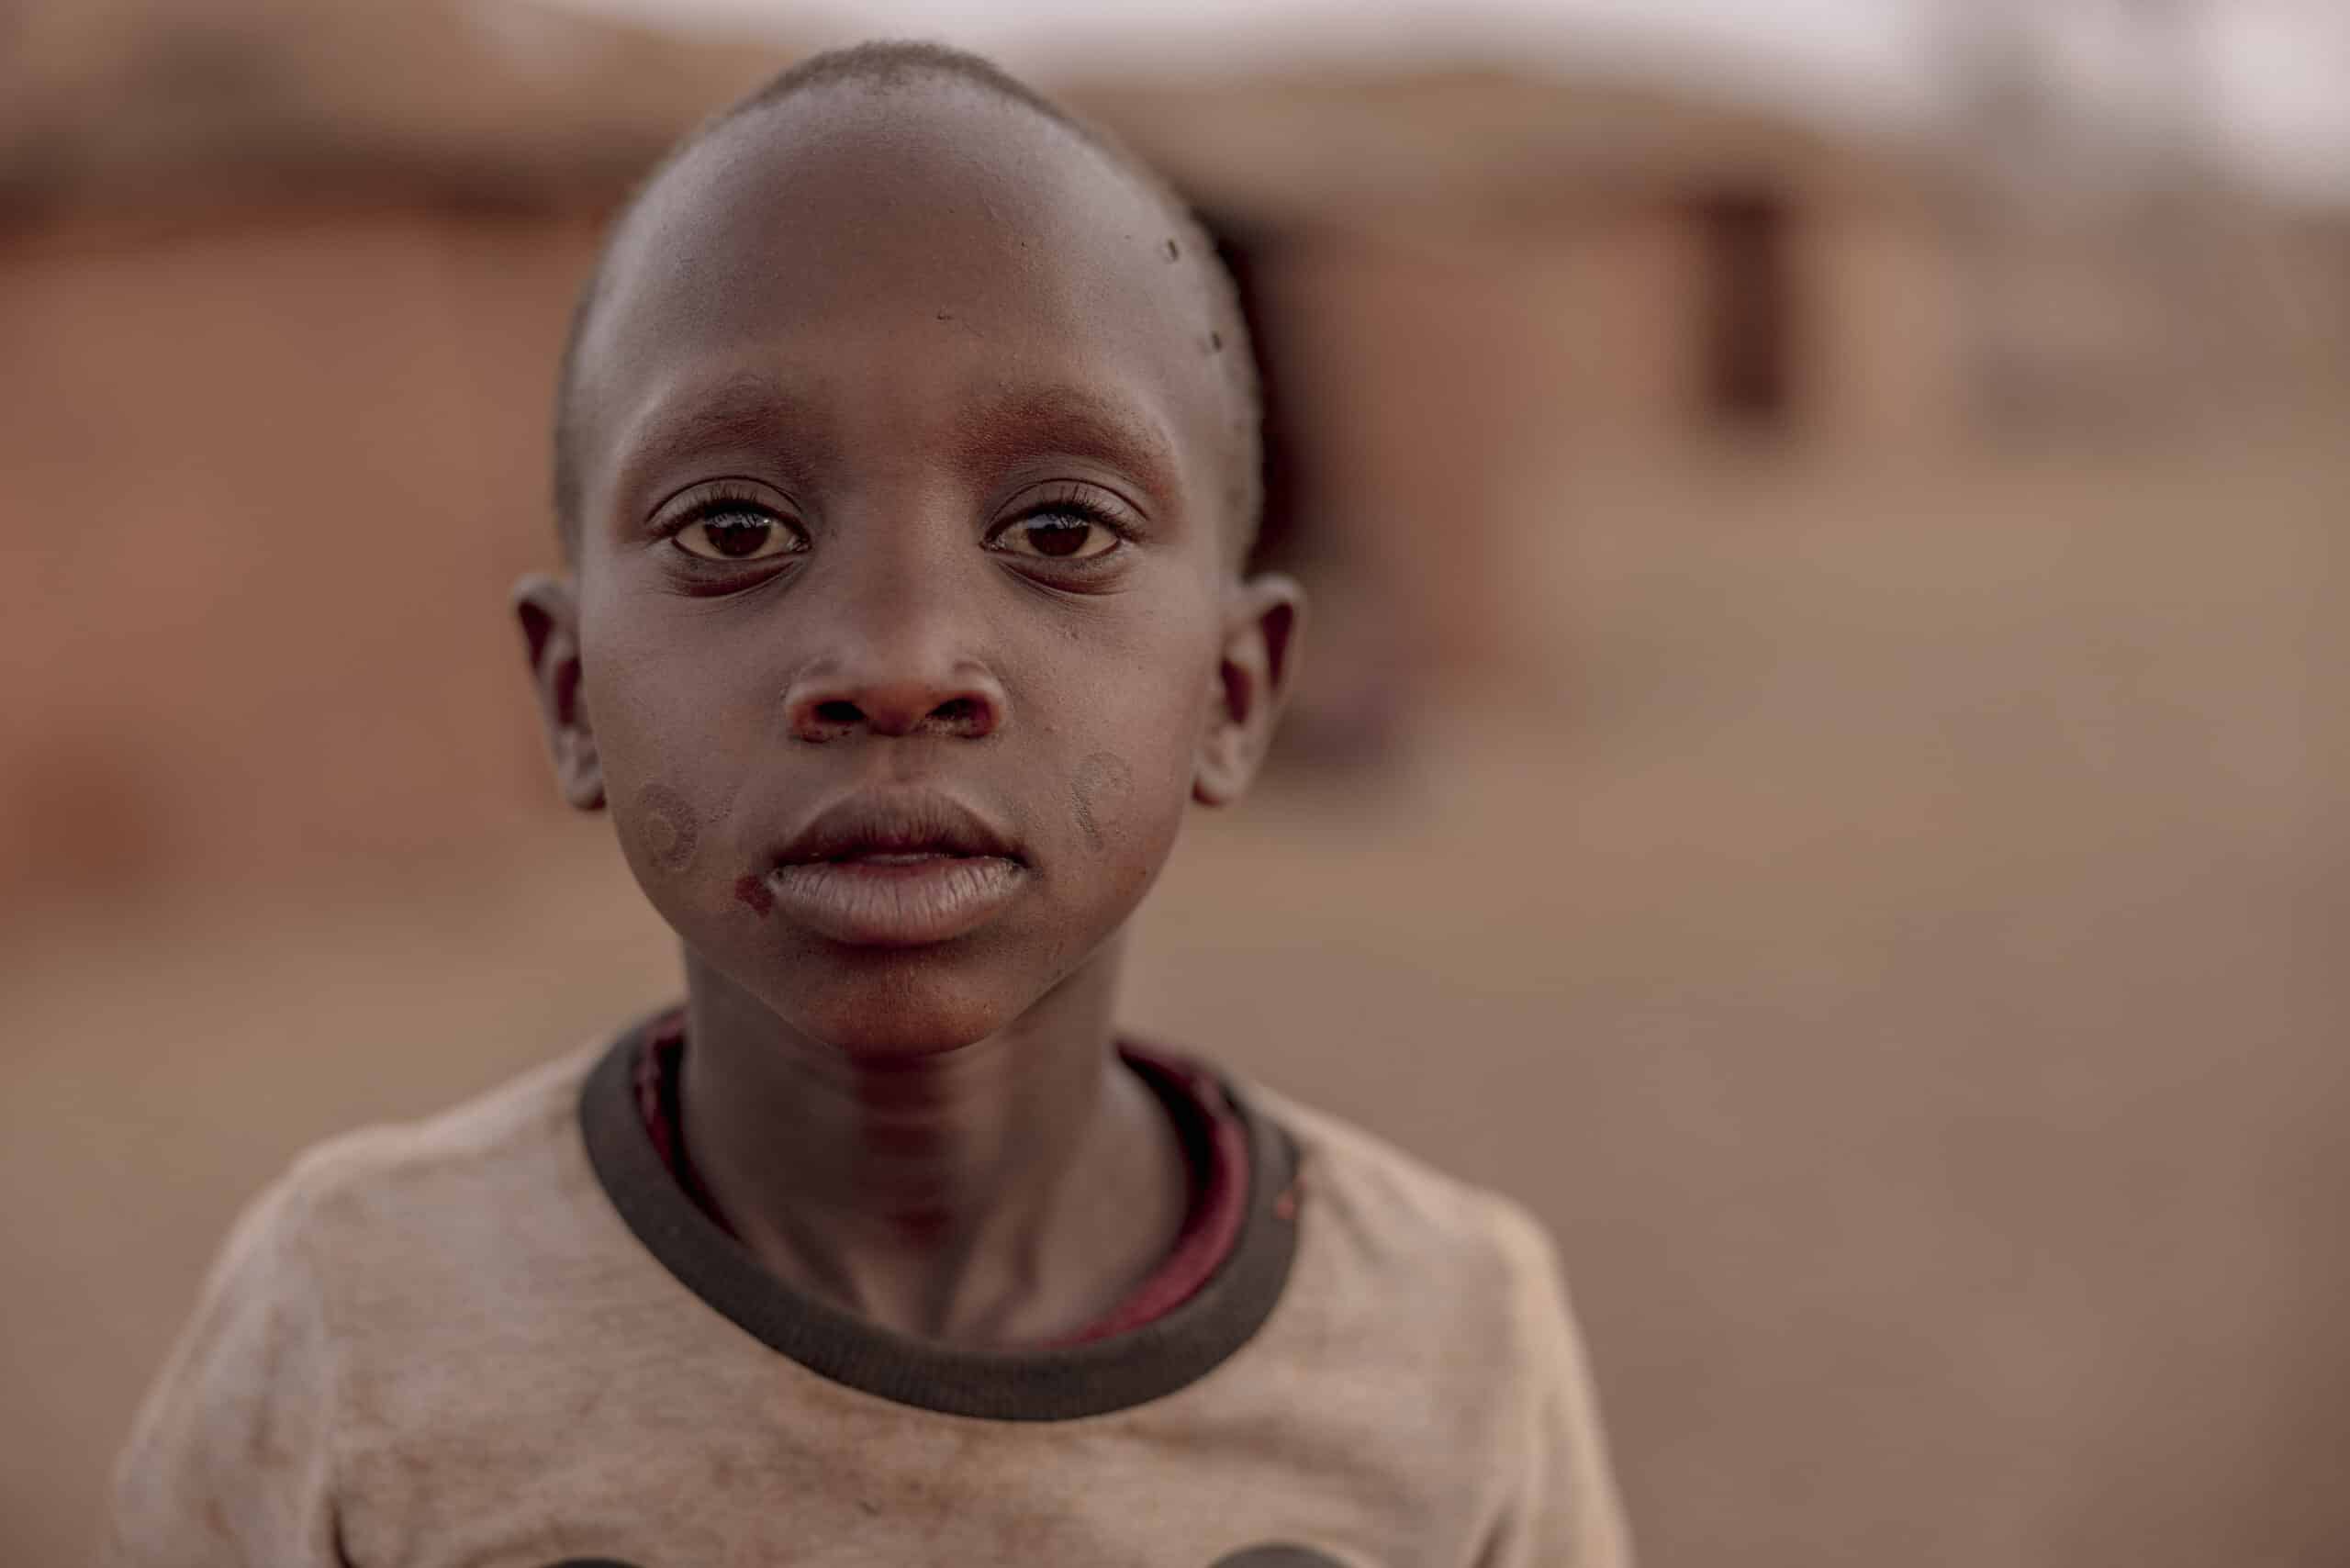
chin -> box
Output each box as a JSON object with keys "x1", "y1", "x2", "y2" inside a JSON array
[
  {"x1": 766, "y1": 966, "x2": 1024, "y2": 1061},
  {"x1": 676, "y1": 890, "x2": 1124, "y2": 1060}
]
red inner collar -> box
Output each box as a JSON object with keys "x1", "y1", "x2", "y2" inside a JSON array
[{"x1": 631, "y1": 1014, "x2": 1251, "y2": 1346}]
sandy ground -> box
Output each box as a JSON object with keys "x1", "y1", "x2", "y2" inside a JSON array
[{"x1": 8, "y1": 424, "x2": 2348, "y2": 1567}]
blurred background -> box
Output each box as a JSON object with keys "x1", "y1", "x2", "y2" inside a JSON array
[{"x1": 5, "y1": 0, "x2": 2348, "y2": 1562}]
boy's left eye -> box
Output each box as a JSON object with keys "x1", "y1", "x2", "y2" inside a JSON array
[
  {"x1": 990, "y1": 514, "x2": 1121, "y2": 561},
  {"x1": 986, "y1": 482, "x2": 1137, "y2": 565}
]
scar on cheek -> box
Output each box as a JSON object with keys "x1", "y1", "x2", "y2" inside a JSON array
[
  {"x1": 1071, "y1": 751, "x2": 1136, "y2": 853},
  {"x1": 630, "y1": 783, "x2": 703, "y2": 873},
  {"x1": 733, "y1": 873, "x2": 775, "y2": 916}
]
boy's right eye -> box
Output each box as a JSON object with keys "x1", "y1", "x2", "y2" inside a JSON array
[
  {"x1": 674, "y1": 510, "x2": 801, "y2": 561},
  {"x1": 652, "y1": 480, "x2": 810, "y2": 565}
]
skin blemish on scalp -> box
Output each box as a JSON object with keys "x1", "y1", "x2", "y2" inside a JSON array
[
  {"x1": 733, "y1": 873, "x2": 775, "y2": 917},
  {"x1": 633, "y1": 783, "x2": 703, "y2": 873},
  {"x1": 1070, "y1": 750, "x2": 1136, "y2": 854},
  {"x1": 933, "y1": 306, "x2": 984, "y2": 342},
  {"x1": 1162, "y1": 237, "x2": 1181, "y2": 262}
]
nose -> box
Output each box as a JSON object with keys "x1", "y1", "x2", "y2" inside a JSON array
[
  {"x1": 786, "y1": 663, "x2": 1005, "y2": 743},
  {"x1": 780, "y1": 495, "x2": 1011, "y2": 744},
  {"x1": 780, "y1": 569, "x2": 1008, "y2": 742}
]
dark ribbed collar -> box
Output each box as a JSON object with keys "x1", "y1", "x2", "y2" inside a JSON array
[{"x1": 576, "y1": 1012, "x2": 1301, "y2": 1422}]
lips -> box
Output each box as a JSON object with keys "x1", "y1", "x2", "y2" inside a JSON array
[{"x1": 757, "y1": 791, "x2": 1027, "y2": 946}]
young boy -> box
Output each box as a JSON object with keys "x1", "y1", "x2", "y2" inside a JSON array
[{"x1": 103, "y1": 42, "x2": 1629, "y2": 1568}]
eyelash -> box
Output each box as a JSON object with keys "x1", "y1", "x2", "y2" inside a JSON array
[
  {"x1": 652, "y1": 482, "x2": 798, "y2": 542},
  {"x1": 1002, "y1": 485, "x2": 1134, "y2": 533}
]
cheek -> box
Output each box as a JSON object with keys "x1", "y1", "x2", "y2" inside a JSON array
[
  {"x1": 605, "y1": 764, "x2": 747, "y2": 921},
  {"x1": 1044, "y1": 628, "x2": 1217, "y2": 879},
  {"x1": 579, "y1": 605, "x2": 761, "y2": 904},
  {"x1": 624, "y1": 782, "x2": 705, "y2": 874},
  {"x1": 1069, "y1": 751, "x2": 1135, "y2": 854}
]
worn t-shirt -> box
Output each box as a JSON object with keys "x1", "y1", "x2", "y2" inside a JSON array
[{"x1": 100, "y1": 1015, "x2": 1632, "y2": 1568}]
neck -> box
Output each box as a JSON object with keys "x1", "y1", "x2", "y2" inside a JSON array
[{"x1": 675, "y1": 946, "x2": 1186, "y2": 1347}]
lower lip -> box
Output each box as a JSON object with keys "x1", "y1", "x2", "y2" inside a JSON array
[{"x1": 763, "y1": 855, "x2": 1026, "y2": 946}]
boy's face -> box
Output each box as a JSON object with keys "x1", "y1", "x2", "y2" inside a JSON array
[{"x1": 518, "y1": 84, "x2": 1298, "y2": 1058}]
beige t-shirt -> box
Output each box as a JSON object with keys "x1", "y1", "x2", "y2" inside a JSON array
[{"x1": 101, "y1": 1018, "x2": 1631, "y2": 1567}]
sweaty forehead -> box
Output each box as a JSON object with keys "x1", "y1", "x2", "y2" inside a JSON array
[{"x1": 570, "y1": 83, "x2": 1233, "y2": 525}]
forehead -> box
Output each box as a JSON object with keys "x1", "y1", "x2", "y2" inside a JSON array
[{"x1": 572, "y1": 83, "x2": 1231, "y2": 518}]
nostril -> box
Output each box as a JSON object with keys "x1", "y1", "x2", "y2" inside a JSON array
[
  {"x1": 787, "y1": 680, "x2": 1002, "y2": 741},
  {"x1": 929, "y1": 698, "x2": 983, "y2": 730}
]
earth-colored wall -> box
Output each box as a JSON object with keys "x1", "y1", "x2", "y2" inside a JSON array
[{"x1": 2, "y1": 203, "x2": 603, "y2": 892}]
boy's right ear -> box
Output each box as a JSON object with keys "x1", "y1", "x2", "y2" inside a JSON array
[{"x1": 512, "y1": 573, "x2": 605, "y2": 812}]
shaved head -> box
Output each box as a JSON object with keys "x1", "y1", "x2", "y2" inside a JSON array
[{"x1": 550, "y1": 41, "x2": 1261, "y2": 565}]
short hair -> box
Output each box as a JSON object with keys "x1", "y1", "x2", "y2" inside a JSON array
[{"x1": 550, "y1": 41, "x2": 1262, "y2": 565}]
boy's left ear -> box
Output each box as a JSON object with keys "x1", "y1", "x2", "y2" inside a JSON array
[{"x1": 1194, "y1": 573, "x2": 1305, "y2": 807}]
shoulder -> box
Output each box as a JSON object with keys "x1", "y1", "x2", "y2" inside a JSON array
[
  {"x1": 1241, "y1": 1079, "x2": 1575, "y2": 1347},
  {"x1": 1228, "y1": 1077, "x2": 1627, "y2": 1550},
  {"x1": 1237, "y1": 1096, "x2": 1635, "y2": 1562},
  {"x1": 282, "y1": 1042, "x2": 596, "y2": 1199},
  {"x1": 103, "y1": 1046, "x2": 615, "y2": 1562},
  {"x1": 177, "y1": 1039, "x2": 619, "y2": 1404},
  {"x1": 242, "y1": 1041, "x2": 607, "y2": 1299}
]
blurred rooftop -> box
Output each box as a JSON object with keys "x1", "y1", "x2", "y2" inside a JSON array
[
  {"x1": 0, "y1": 0, "x2": 788, "y2": 209},
  {"x1": 0, "y1": 0, "x2": 1955, "y2": 223}
]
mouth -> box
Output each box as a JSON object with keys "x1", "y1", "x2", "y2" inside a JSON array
[{"x1": 757, "y1": 792, "x2": 1027, "y2": 947}]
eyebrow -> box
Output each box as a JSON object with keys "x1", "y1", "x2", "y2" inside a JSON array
[
  {"x1": 609, "y1": 374, "x2": 1185, "y2": 519},
  {"x1": 611, "y1": 374, "x2": 830, "y2": 509},
  {"x1": 954, "y1": 384, "x2": 1182, "y2": 507}
]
